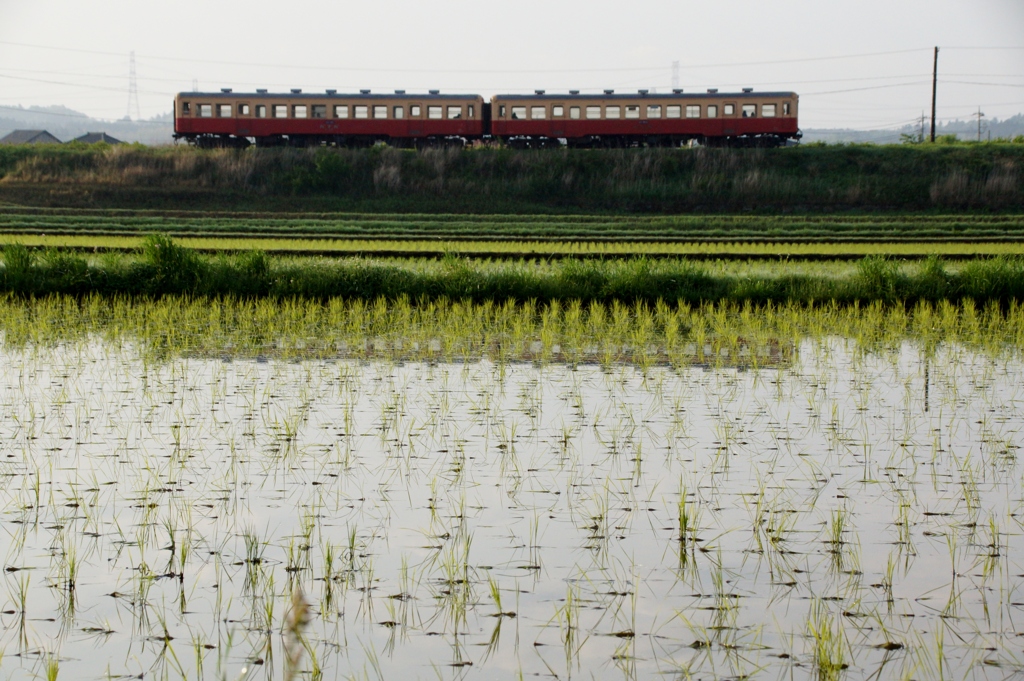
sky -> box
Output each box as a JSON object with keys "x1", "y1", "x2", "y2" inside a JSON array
[{"x1": 1, "y1": 0, "x2": 1023, "y2": 131}]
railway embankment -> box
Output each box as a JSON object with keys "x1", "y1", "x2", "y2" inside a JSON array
[{"x1": 0, "y1": 143, "x2": 1022, "y2": 213}]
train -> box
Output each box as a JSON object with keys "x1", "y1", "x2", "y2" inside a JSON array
[{"x1": 173, "y1": 87, "x2": 800, "y2": 149}]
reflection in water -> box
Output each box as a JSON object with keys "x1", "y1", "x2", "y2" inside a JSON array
[{"x1": 0, "y1": 336, "x2": 1019, "y2": 680}]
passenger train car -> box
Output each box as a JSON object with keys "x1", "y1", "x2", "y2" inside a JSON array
[
  {"x1": 174, "y1": 89, "x2": 485, "y2": 148},
  {"x1": 173, "y1": 88, "x2": 799, "y2": 148},
  {"x1": 492, "y1": 89, "x2": 799, "y2": 147}
]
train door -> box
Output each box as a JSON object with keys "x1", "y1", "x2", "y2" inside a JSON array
[
  {"x1": 236, "y1": 101, "x2": 252, "y2": 136},
  {"x1": 722, "y1": 101, "x2": 738, "y2": 136}
]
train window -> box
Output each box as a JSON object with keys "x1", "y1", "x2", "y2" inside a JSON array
[
  {"x1": 605, "y1": 106, "x2": 620, "y2": 119},
  {"x1": 762, "y1": 104, "x2": 777, "y2": 117},
  {"x1": 411, "y1": 105, "x2": 421, "y2": 117},
  {"x1": 198, "y1": 104, "x2": 212, "y2": 117},
  {"x1": 468, "y1": 105, "x2": 475, "y2": 117},
  {"x1": 724, "y1": 104, "x2": 735, "y2": 116},
  {"x1": 585, "y1": 106, "x2": 601, "y2": 119},
  {"x1": 647, "y1": 105, "x2": 662, "y2": 118},
  {"x1": 570, "y1": 106, "x2": 581, "y2": 119},
  {"x1": 181, "y1": 102, "x2": 191, "y2": 116},
  {"x1": 293, "y1": 105, "x2": 308, "y2": 119},
  {"x1": 334, "y1": 105, "x2": 349, "y2": 118},
  {"x1": 274, "y1": 104, "x2": 287, "y2": 118},
  {"x1": 312, "y1": 105, "x2": 327, "y2": 119},
  {"x1": 707, "y1": 105, "x2": 718, "y2": 118},
  {"x1": 686, "y1": 105, "x2": 700, "y2": 119},
  {"x1": 355, "y1": 105, "x2": 368, "y2": 119},
  {"x1": 666, "y1": 105, "x2": 681, "y2": 118},
  {"x1": 625, "y1": 105, "x2": 640, "y2": 119},
  {"x1": 552, "y1": 105, "x2": 564, "y2": 117},
  {"x1": 373, "y1": 105, "x2": 388, "y2": 119},
  {"x1": 498, "y1": 105, "x2": 506, "y2": 117},
  {"x1": 256, "y1": 105, "x2": 267, "y2": 118},
  {"x1": 217, "y1": 104, "x2": 232, "y2": 118},
  {"x1": 531, "y1": 106, "x2": 546, "y2": 119},
  {"x1": 238, "y1": 104, "x2": 250, "y2": 116},
  {"x1": 447, "y1": 106, "x2": 462, "y2": 119},
  {"x1": 783, "y1": 102, "x2": 791, "y2": 116},
  {"x1": 428, "y1": 106, "x2": 443, "y2": 119},
  {"x1": 393, "y1": 106, "x2": 404, "y2": 119},
  {"x1": 511, "y1": 106, "x2": 526, "y2": 120},
  {"x1": 741, "y1": 104, "x2": 756, "y2": 118}
]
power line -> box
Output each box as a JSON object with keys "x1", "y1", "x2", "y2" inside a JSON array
[
  {"x1": 0, "y1": 39, "x2": 932, "y2": 74},
  {"x1": 801, "y1": 82, "x2": 931, "y2": 96},
  {"x1": 942, "y1": 80, "x2": 1024, "y2": 89}
]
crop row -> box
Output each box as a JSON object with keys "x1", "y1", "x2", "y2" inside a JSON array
[
  {"x1": 3, "y1": 233, "x2": 1024, "y2": 259},
  {"x1": 1, "y1": 210, "x2": 1023, "y2": 243}
]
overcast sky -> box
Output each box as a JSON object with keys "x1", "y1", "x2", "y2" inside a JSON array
[{"x1": 1, "y1": 0, "x2": 1022, "y2": 130}]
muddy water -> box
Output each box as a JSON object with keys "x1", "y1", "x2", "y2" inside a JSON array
[{"x1": 0, "y1": 338, "x2": 1020, "y2": 680}]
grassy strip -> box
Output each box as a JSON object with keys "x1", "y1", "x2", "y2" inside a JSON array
[
  {"x1": 1, "y1": 144, "x2": 1022, "y2": 212},
  {"x1": 3, "y1": 236, "x2": 1024, "y2": 304},
  {"x1": 5, "y1": 233, "x2": 1024, "y2": 259}
]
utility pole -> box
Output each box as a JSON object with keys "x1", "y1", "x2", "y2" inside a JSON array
[
  {"x1": 919, "y1": 113, "x2": 926, "y2": 143},
  {"x1": 930, "y1": 46, "x2": 939, "y2": 142},
  {"x1": 672, "y1": 61, "x2": 680, "y2": 90},
  {"x1": 974, "y1": 106, "x2": 985, "y2": 142},
  {"x1": 126, "y1": 51, "x2": 141, "y2": 121}
]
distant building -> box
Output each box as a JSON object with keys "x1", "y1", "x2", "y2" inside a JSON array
[
  {"x1": 71, "y1": 132, "x2": 123, "y2": 145},
  {"x1": 0, "y1": 129, "x2": 62, "y2": 145}
]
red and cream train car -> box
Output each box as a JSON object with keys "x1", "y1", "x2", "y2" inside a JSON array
[
  {"x1": 491, "y1": 89, "x2": 799, "y2": 147},
  {"x1": 174, "y1": 89, "x2": 486, "y2": 147}
]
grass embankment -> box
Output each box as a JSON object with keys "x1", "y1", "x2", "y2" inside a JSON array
[
  {"x1": 0, "y1": 143, "x2": 1021, "y2": 212},
  {"x1": 4, "y1": 236, "x2": 1024, "y2": 304}
]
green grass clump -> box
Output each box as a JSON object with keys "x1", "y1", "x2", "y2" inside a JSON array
[{"x1": 3, "y1": 240, "x2": 1024, "y2": 305}]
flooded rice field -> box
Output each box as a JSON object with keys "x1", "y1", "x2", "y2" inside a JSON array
[{"x1": 0, "y1": 300, "x2": 1023, "y2": 680}]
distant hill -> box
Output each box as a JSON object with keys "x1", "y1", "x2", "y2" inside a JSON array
[{"x1": 0, "y1": 105, "x2": 173, "y2": 145}]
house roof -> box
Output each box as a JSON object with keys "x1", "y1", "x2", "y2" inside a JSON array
[
  {"x1": 72, "y1": 132, "x2": 123, "y2": 144},
  {"x1": 0, "y1": 129, "x2": 62, "y2": 144}
]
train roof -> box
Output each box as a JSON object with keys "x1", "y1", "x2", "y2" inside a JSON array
[
  {"x1": 492, "y1": 91, "x2": 797, "y2": 100},
  {"x1": 178, "y1": 91, "x2": 481, "y2": 100}
]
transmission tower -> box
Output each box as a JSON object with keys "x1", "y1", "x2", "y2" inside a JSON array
[
  {"x1": 671, "y1": 61, "x2": 680, "y2": 90},
  {"x1": 126, "y1": 51, "x2": 141, "y2": 121}
]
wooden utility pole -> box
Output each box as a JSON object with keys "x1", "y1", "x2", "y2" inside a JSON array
[
  {"x1": 975, "y1": 106, "x2": 985, "y2": 142},
  {"x1": 930, "y1": 46, "x2": 939, "y2": 142}
]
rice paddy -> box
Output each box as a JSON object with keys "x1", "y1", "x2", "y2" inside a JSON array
[{"x1": 0, "y1": 296, "x2": 1022, "y2": 680}]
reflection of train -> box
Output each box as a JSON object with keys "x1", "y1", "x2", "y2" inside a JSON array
[{"x1": 174, "y1": 88, "x2": 799, "y2": 148}]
